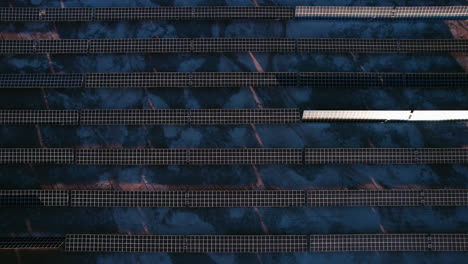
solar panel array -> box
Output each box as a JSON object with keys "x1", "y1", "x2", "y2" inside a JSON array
[
  {"x1": 309, "y1": 234, "x2": 468, "y2": 252},
  {"x1": 295, "y1": 6, "x2": 468, "y2": 20},
  {"x1": 0, "y1": 190, "x2": 69, "y2": 207},
  {"x1": 0, "y1": 237, "x2": 64, "y2": 249},
  {"x1": 1, "y1": 72, "x2": 467, "y2": 89},
  {"x1": 63, "y1": 234, "x2": 468, "y2": 252},
  {"x1": 2, "y1": 6, "x2": 467, "y2": 21},
  {"x1": 302, "y1": 110, "x2": 468, "y2": 122},
  {"x1": 1, "y1": 38, "x2": 467, "y2": 54},
  {"x1": 1, "y1": 189, "x2": 466, "y2": 208},
  {"x1": 64, "y1": 234, "x2": 307, "y2": 253},
  {"x1": 0, "y1": 148, "x2": 466, "y2": 165},
  {"x1": 80, "y1": 109, "x2": 301, "y2": 125},
  {"x1": 308, "y1": 190, "x2": 468, "y2": 207}
]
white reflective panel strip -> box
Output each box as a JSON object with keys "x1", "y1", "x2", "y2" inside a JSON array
[
  {"x1": 410, "y1": 111, "x2": 468, "y2": 121},
  {"x1": 302, "y1": 111, "x2": 410, "y2": 121}
]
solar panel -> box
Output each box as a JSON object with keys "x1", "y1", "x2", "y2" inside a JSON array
[
  {"x1": 65, "y1": 234, "x2": 185, "y2": 252},
  {"x1": 95, "y1": 7, "x2": 192, "y2": 20},
  {"x1": 0, "y1": 148, "x2": 74, "y2": 164},
  {"x1": 2, "y1": 39, "x2": 466, "y2": 54},
  {"x1": 189, "y1": 148, "x2": 303, "y2": 165},
  {"x1": 1, "y1": 72, "x2": 466, "y2": 89},
  {"x1": 418, "y1": 149, "x2": 468, "y2": 164},
  {"x1": 191, "y1": 72, "x2": 297, "y2": 87},
  {"x1": 0, "y1": 110, "x2": 79, "y2": 125},
  {"x1": 310, "y1": 234, "x2": 428, "y2": 252},
  {"x1": 194, "y1": 6, "x2": 294, "y2": 20},
  {"x1": 0, "y1": 237, "x2": 64, "y2": 249},
  {"x1": 89, "y1": 39, "x2": 191, "y2": 53},
  {"x1": 432, "y1": 234, "x2": 468, "y2": 251},
  {"x1": 75, "y1": 149, "x2": 187, "y2": 165},
  {"x1": 2, "y1": 6, "x2": 466, "y2": 22},
  {"x1": 302, "y1": 110, "x2": 468, "y2": 122},
  {"x1": 84, "y1": 72, "x2": 190, "y2": 88},
  {"x1": 79, "y1": 109, "x2": 300, "y2": 125},
  {"x1": 185, "y1": 235, "x2": 307, "y2": 253},
  {"x1": 192, "y1": 38, "x2": 295, "y2": 52},
  {"x1": 0, "y1": 7, "x2": 92, "y2": 21},
  {"x1": 80, "y1": 109, "x2": 189, "y2": 125},
  {"x1": 297, "y1": 39, "x2": 468, "y2": 53},
  {"x1": 295, "y1": 6, "x2": 468, "y2": 20},
  {"x1": 187, "y1": 190, "x2": 305, "y2": 207},
  {"x1": 0, "y1": 190, "x2": 69, "y2": 207},
  {"x1": 305, "y1": 148, "x2": 468, "y2": 164},
  {"x1": 190, "y1": 109, "x2": 300, "y2": 124},
  {"x1": 70, "y1": 190, "x2": 185, "y2": 207},
  {"x1": 307, "y1": 189, "x2": 468, "y2": 207},
  {"x1": 0, "y1": 73, "x2": 83, "y2": 89}
]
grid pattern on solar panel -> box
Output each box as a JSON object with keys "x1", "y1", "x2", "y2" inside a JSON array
[
  {"x1": 0, "y1": 40, "x2": 35, "y2": 54},
  {"x1": 194, "y1": 6, "x2": 294, "y2": 19},
  {"x1": 95, "y1": 7, "x2": 192, "y2": 20},
  {"x1": 191, "y1": 72, "x2": 297, "y2": 87},
  {"x1": 192, "y1": 39, "x2": 295, "y2": 52},
  {"x1": 0, "y1": 74, "x2": 83, "y2": 89},
  {"x1": 191, "y1": 109, "x2": 300, "y2": 124},
  {"x1": 70, "y1": 190, "x2": 185, "y2": 207},
  {"x1": 432, "y1": 234, "x2": 468, "y2": 251},
  {"x1": 75, "y1": 149, "x2": 187, "y2": 165},
  {"x1": 418, "y1": 149, "x2": 468, "y2": 164},
  {"x1": 64, "y1": 234, "x2": 184, "y2": 252},
  {"x1": 305, "y1": 148, "x2": 416, "y2": 164},
  {"x1": 395, "y1": 6, "x2": 468, "y2": 20},
  {"x1": 89, "y1": 39, "x2": 191, "y2": 53},
  {"x1": 80, "y1": 109, "x2": 189, "y2": 125},
  {"x1": 308, "y1": 190, "x2": 422, "y2": 206},
  {"x1": 185, "y1": 235, "x2": 307, "y2": 253},
  {"x1": 2, "y1": 39, "x2": 467, "y2": 54},
  {"x1": 0, "y1": 8, "x2": 92, "y2": 21},
  {"x1": 2, "y1": 72, "x2": 467, "y2": 89},
  {"x1": 187, "y1": 190, "x2": 304, "y2": 207},
  {"x1": 310, "y1": 234, "x2": 428, "y2": 251},
  {"x1": 424, "y1": 190, "x2": 468, "y2": 206},
  {"x1": 297, "y1": 39, "x2": 468, "y2": 53},
  {"x1": 0, "y1": 110, "x2": 78, "y2": 125},
  {"x1": 84, "y1": 73, "x2": 190, "y2": 88},
  {"x1": 189, "y1": 148, "x2": 303, "y2": 165},
  {"x1": 0, "y1": 237, "x2": 64, "y2": 249},
  {"x1": 0, "y1": 190, "x2": 69, "y2": 207},
  {"x1": 0, "y1": 148, "x2": 74, "y2": 164}
]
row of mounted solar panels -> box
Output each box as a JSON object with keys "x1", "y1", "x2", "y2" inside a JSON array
[
  {"x1": 1, "y1": 72, "x2": 467, "y2": 89},
  {"x1": 1, "y1": 189, "x2": 466, "y2": 207},
  {"x1": 2, "y1": 110, "x2": 467, "y2": 125},
  {"x1": 0, "y1": 148, "x2": 466, "y2": 165},
  {"x1": 1, "y1": 39, "x2": 467, "y2": 54},
  {"x1": 3, "y1": 234, "x2": 465, "y2": 252},
  {"x1": 1, "y1": 6, "x2": 467, "y2": 21}
]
